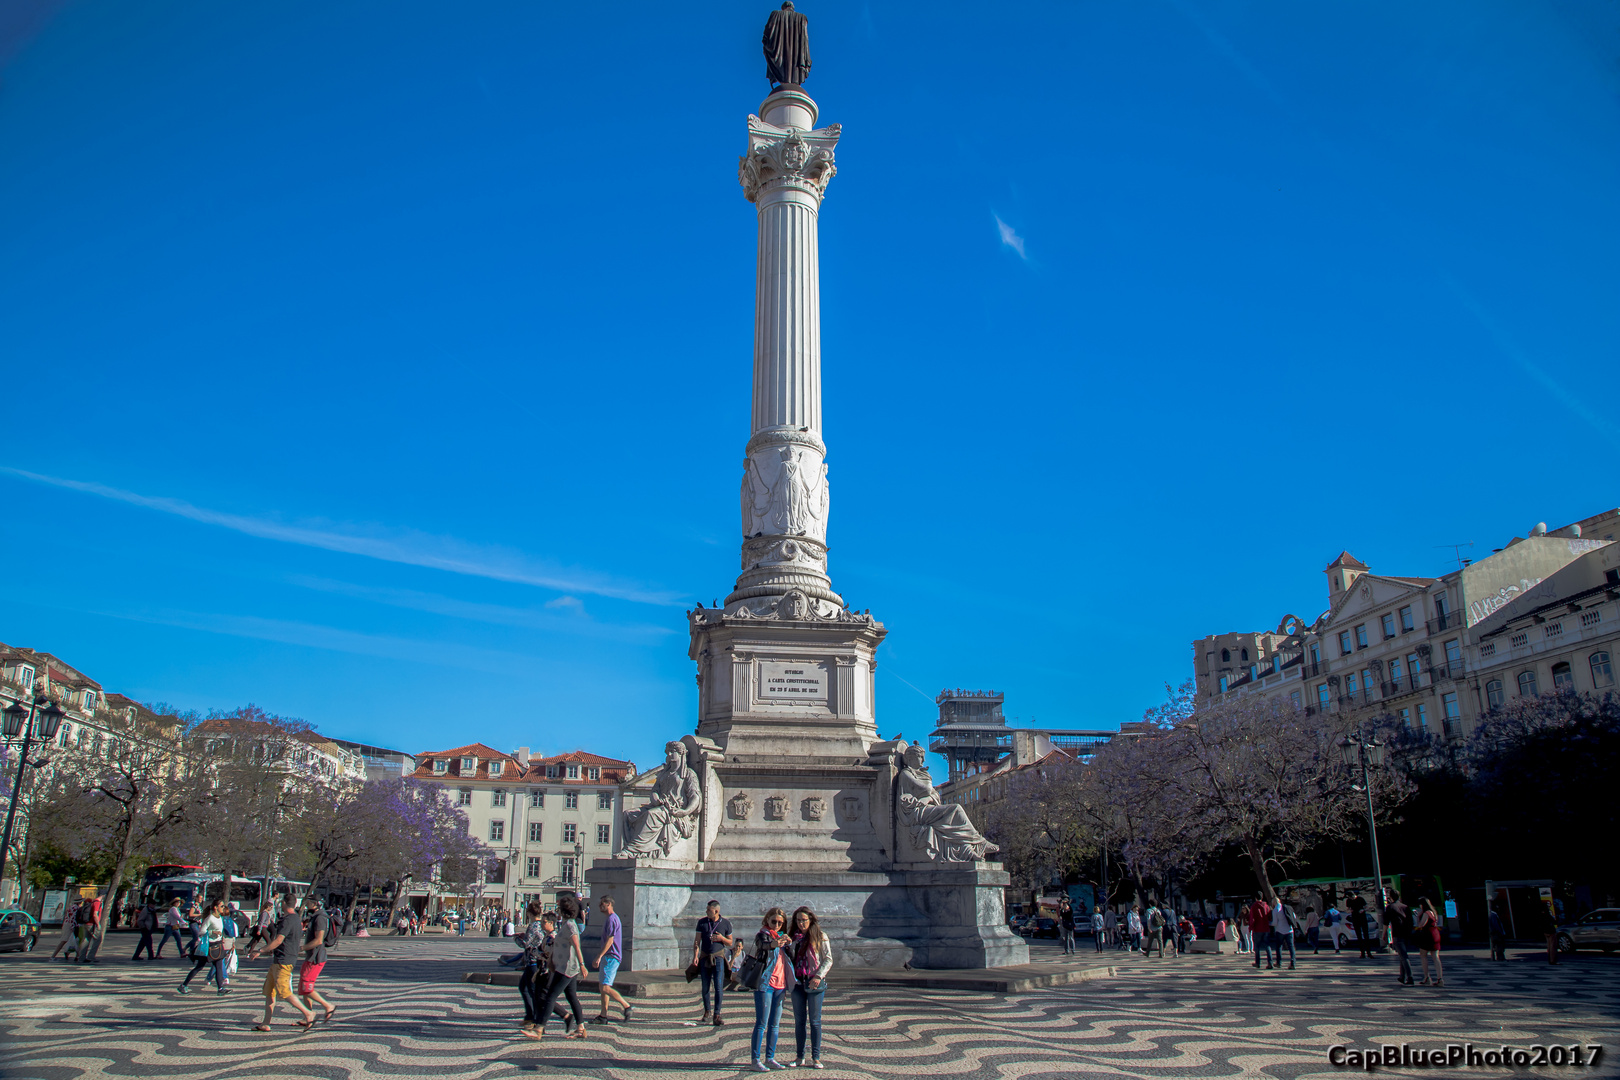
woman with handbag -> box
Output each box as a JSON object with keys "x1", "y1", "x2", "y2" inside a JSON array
[
  {"x1": 744, "y1": 908, "x2": 794, "y2": 1071},
  {"x1": 1412, "y1": 898, "x2": 1444, "y2": 986},
  {"x1": 517, "y1": 904, "x2": 575, "y2": 1039},
  {"x1": 788, "y1": 906, "x2": 832, "y2": 1069},
  {"x1": 178, "y1": 900, "x2": 232, "y2": 995},
  {"x1": 531, "y1": 895, "x2": 589, "y2": 1042}
]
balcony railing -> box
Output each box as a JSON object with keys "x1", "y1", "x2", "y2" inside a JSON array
[{"x1": 1427, "y1": 612, "x2": 1462, "y2": 633}]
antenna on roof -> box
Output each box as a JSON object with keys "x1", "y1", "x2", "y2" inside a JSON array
[{"x1": 1434, "y1": 541, "x2": 1474, "y2": 570}]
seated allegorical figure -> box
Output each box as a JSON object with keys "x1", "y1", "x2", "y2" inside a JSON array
[{"x1": 897, "y1": 743, "x2": 999, "y2": 862}]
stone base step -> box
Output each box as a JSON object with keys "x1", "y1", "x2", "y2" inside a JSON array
[{"x1": 463, "y1": 962, "x2": 1113, "y2": 997}]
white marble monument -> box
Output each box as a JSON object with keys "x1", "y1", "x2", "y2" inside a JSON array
[{"x1": 585, "y1": 42, "x2": 1026, "y2": 973}]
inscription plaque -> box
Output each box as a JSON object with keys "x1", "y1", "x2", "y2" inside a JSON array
[{"x1": 758, "y1": 659, "x2": 828, "y2": 702}]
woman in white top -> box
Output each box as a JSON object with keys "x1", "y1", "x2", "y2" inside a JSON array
[
  {"x1": 178, "y1": 900, "x2": 233, "y2": 994},
  {"x1": 788, "y1": 906, "x2": 833, "y2": 1069}
]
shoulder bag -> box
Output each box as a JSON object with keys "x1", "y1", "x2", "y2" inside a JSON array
[{"x1": 735, "y1": 943, "x2": 769, "y2": 991}]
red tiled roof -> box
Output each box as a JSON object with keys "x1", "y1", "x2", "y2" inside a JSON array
[
  {"x1": 1326, "y1": 551, "x2": 1369, "y2": 570},
  {"x1": 412, "y1": 742, "x2": 525, "y2": 782}
]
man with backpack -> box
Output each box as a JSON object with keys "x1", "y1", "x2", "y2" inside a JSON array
[
  {"x1": 1145, "y1": 904, "x2": 1166, "y2": 957},
  {"x1": 297, "y1": 894, "x2": 337, "y2": 1022},
  {"x1": 132, "y1": 901, "x2": 159, "y2": 961}
]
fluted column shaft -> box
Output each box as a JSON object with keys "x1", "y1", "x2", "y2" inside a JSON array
[{"x1": 752, "y1": 187, "x2": 822, "y2": 437}]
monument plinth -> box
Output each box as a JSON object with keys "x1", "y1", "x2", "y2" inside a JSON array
[{"x1": 586, "y1": 7, "x2": 1026, "y2": 973}]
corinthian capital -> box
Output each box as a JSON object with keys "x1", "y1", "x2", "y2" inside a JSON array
[{"x1": 739, "y1": 116, "x2": 841, "y2": 203}]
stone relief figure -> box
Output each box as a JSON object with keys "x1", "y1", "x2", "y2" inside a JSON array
[
  {"x1": 622, "y1": 741, "x2": 703, "y2": 858},
  {"x1": 762, "y1": 1, "x2": 811, "y2": 87},
  {"x1": 741, "y1": 448, "x2": 827, "y2": 539},
  {"x1": 898, "y1": 744, "x2": 999, "y2": 862}
]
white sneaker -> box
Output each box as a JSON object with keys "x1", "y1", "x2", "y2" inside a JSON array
[
  {"x1": 753, "y1": 1063, "x2": 769, "y2": 1073},
  {"x1": 812, "y1": 1063, "x2": 823, "y2": 1070},
  {"x1": 792, "y1": 1060, "x2": 804, "y2": 1068}
]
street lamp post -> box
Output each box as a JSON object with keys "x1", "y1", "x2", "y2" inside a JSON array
[
  {"x1": 1339, "y1": 729, "x2": 1388, "y2": 921},
  {"x1": 0, "y1": 696, "x2": 67, "y2": 904}
]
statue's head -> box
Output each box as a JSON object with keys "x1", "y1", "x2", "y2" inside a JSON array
[
  {"x1": 664, "y1": 741, "x2": 685, "y2": 767},
  {"x1": 781, "y1": 2, "x2": 795, "y2": 10},
  {"x1": 902, "y1": 745, "x2": 926, "y2": 768}
]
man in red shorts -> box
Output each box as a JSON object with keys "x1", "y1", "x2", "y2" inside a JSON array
[{"x1": 298, "y1": 894, "x2": 336, "y2": 1021}]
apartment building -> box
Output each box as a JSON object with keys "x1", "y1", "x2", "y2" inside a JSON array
[
  {"x1": 410, "y1": 743, "x2": 635, "y2": 913},
  {"x1": 1194, "y1": 508, "x2": 1618, "y2": 738}
]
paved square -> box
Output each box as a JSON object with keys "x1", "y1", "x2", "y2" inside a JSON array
[{"x1": 1, "y1": 935, "x2": 1614, "y2": 1079}]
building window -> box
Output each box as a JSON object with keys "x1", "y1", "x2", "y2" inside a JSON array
[
  {"x1": 1221, "y1": 648, "x2": 1230, "y2": 662},
  {"x1": 1381, "y1": 614, "x2": 1396, "y2": 639},
  {"x1": 1310, "y1": 643, "x2": 1321, "y2": 664},
  {"x1": 530, "y1": 791, "x2": 544, "y2": 808},
  {"x1": 461, "y1": 756, "x2": 477, "y2": 774},
  {"x1": 1518, "y1": 670, "x2": 1538, "y2": 697},
  {"x1": 58, "y1": 723, "x2": 71, "y2": 747},
  {"x1": 1552, "y1": 662, "x2": 1574, "y2": 691},
  {"x1": 563, "y1": 823, "x2": 577, "y2": 843},
  {"x1": 1290, "y1": 691, "x2": 1301, "y2": 707},
  {"x1": 434, "y1": 759, "x2": 449, "y2": 775},
  {"x1": 1486, "y1": 680, "x2": 1504, "y2": 708},
  {"x1": 1398, "y1": 707, "x2": 1411, "y2": 728},
  {"x1": 596, "y1": 824, "x2": 611, "y2": 844},
  {"x1": 1218, "y1": 675, "x2": 1228, "y2": 693},
  {"x1": 1241, "y1": 647, "x2": 1249, "y2": 662},
  {"x1": 1317, "y1": 683, "x2": 1330, "y2": 709},
  {"x1": 1345, "y1": 672, "x2": 1359, "y2": 697},
  {"x1": 1399, "y1": 606, "x2": 1414, "y2": 632},
  {"x1": 491, "y1": 789, "x2": 507, "y2": 807},
  {"x1": 1339, "y1": 632, "x2": 1353, "y2": 656},
  {"x1": 16, "y1": 665, "x2": 34, "y2": 689},
  {"x1": 565, "y1": 791, "x2": 579, "y2": 810},
  {"x1": 83, "y1": 691, "x2": 97, "y2": 712},
  {"x1": 526, "y1": 856, "x2": 541, "y2": 879},
  {"x1": 1249, "y1": 664, "x2": 1258, "y2": 681},
  {"x1": 597, "y1": 792, "x2": 613, "y2": 810},
  {"x1": 1408, "y1": 652, "x2": 1423, "y2": 684},
  {"x1": 1441, "y1": 692, "x2": 1460, "y2": 736},
  {"x1": 1435, "y1": 592, "x2": 1449, "y2": 616},
  {"x1": 1355, "y1": 624, "x2": 1369, "y2": 649},
  {"x1": 489, "y1": 821, "x2": 505, "y2": 842},
  {"x1": 546, "y1": 764, "x2": 560, "y2": 778},
  {"x1": 529, "y1": 822, "x2": 543, "y2": 843},
  {"x1": 1389, "y1": 658, "x2": 1404, "y2": 691},
  {"x1": 1361, "y1": 669, "x2": 1374, "y2": 698},
  {"x1": 560, "y1": 858, "x2": 577, "y2": 885},
  {"x1": 457, "y1": 788, "x2": 472, "y2": 806},
  {"x1": 588, "y1": 767, "x2": 601, "y2": 781},
  {"x1": 1416, "y1": 703, "x2": 1429, "y2": 730},
  {"x1": 1592, "y1": 651, "x2": 1614, "y2": 688},
  {"x1": 567, "y1": 763, "x2": 580, "y2": 779},
  {"x1": 490, "y1": 761, "x2": 503, "y2": 778}
]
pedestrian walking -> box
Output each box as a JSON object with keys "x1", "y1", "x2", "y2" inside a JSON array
[
  {"x1": 1270, "y1": 899, "x2": 1298, "y2": 969},
  {"x1": 1488, "y1": 904, "x2": 1507, "y2": 962},
  {"x1": 1144, "y1": 904, "x2": 1165, "y2": 958},
  {"x1": 78, "y1": 893, "x2": 106, "y2": 963},
  {"x1": 297, "y1": 895, "x2": 336, "y2": 1021},
  {"x1": 1126, "y1": 905, "x2": 1143, "y2": 952},
  {"x1": 1248, "y1": 896, "x2": 1274, "y2": 970},
  {"x1": 1349, "y1": 897, "x2": 1374, "y2": 959},
  {"x1": 749, "y1": 907, "x2": 794, "y2": 1072},
  {"x1": 178, "y1": 899, "x2": 232, "y2": 995},
  {"x1": 1303, "y1": 907, "x2": 1320, "y2": 953},
  {"x1": 1412, "y1": 898, "x2": 1444, "y2": 986},
  {"x1": 693, "y1": 899, "x2": 734, "y2": 1026},
  {"x1": 1088, "y1": 906, "x2": 1104, "y2": 953},
  {"x1": 156, "y1": 899, "x2": 188, "y2": 959},
  {"x1": 131, "y1": 900, "x2": 158, "y2": 961},
  {"x1": 1385, "y1": 890, "x2": 1414, "y2": 985},
  {"x1": 517, "y1": 905, "x2": 574, "y2": 1039},
  {"x1": 184, "y1": 898, "x2": 204, "y2": 958},
  {"x1": 247, "y1": 896, "x2": 316, "y2": 1033},
  {"x1": 789, "y1": 906, "x2": 831, "y2": 1069},
  {"x1": 51, "y1": 900, "x2": 79, "y2": 961},
  {"x1": 1537, "y1": 903, "x2": 1559, "y2": 966},
  {"x1": 1056, "y1": 899, "x2": 1076, "y2": 955},
  {"x1": 589, "y1": 896, "x2": 633, "y2": 1025},
  {"x1": 250, "y1": 903, "x2": 274, "y2": 951},
  {"x1": 531, "y1": 895, "x2": 589, "y2": 1042}
]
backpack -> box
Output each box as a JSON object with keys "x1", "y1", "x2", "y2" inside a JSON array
[
  {"x1": 1148, "y1": 908, "x2": 1164, "y2": 931},
  {"x1": 323, "y1": 916, "x2": 339, "y2": 948}
]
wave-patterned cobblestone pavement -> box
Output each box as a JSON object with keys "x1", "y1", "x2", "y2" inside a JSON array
[{"x1": 1, "y1": 936, "x2": 1615, "y2": 1079}]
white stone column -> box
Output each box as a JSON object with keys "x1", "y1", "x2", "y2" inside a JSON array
[{"x1": 730, "y1": 88, "x2": 843, "y2": 611}]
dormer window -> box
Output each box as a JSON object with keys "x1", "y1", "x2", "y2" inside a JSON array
[
  {"x1": 546, "y1": 764, "x2": 560, "y2": 779},
  {"x1": 567, "y1": 763, "x2": 579, "y2": 779},
  {"x1": 433, "y1": 759, "x2": 449, "y2": 774},
  {"x1": 461, "y1": 756, "x2": 477, "y2": 774},
  {"x1": 16, "y1": 665, "x2": 34, "y2": 690},
  {"x1": 588, "y1": 766, "x2": 600, "y2": 781},
  {"x1": 83, "y1": 691, "x2": 97, "y2": 712},
  {"x1": 489, "y1": 761, "x2": 503, "y2": 778}
]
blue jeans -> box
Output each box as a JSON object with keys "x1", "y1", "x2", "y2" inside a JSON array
[
  {"x1": 1253, "y1": 931, "x2": 1275, "y2": 967},
  {"x1": 158, "y1": 927, "x2": 186, "y2": 955},
  {"x1": 791, "y1": 985, "x2": 823, "y2": 1061},
  {"x1": 1274, "y1": 930, "x2": 1296, "y2": 967},
  {"x1": 700, "y1": 957, "x2": 728, "y2": 1017},
  {"x1": 751, "y1": 985, "x2": 786, "y2": 1062}
]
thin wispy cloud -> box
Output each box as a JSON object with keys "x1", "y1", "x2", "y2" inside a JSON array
[
  {"x1": 994, "y1": 214, "x2": 1027, "y2": 260},
  {"x1": 287, "y1": 576, "x2": 674, "y2": 643},
  {"x1": 0, "y1": 467, "x2": 688, "y2": 607}
]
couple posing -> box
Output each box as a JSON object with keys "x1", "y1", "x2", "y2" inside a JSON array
[{"x1": 694, "y1": 900, "x2": 832, "y2": 1071}]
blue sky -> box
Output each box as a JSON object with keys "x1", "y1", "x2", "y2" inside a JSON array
[{"x1": 3, "y1": 1, "x2": 1616, "y2": 770}]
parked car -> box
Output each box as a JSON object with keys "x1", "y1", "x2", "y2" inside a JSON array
[
  {"x1": 0, "y1": 909, "x2": 39, "y2": 953},
  {"x1": 1026, "y1": 917, "x2": 1060, "y2": 939},
  {"x1": 1557, "y1": 908, "x2": 1620, "y2": 954}
]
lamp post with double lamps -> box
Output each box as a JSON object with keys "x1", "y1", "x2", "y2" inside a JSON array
[
  {"x1": 1338, "y1": 729, "x2": 1388, "y2": 933},
  {"x1": 0, "y1": 696, "x2": 68, "y2": 903}
]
